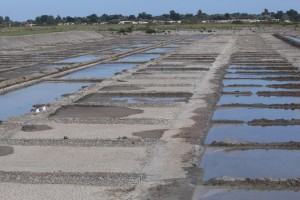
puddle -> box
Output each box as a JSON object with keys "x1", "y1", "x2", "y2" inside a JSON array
[
  {"x1": 131, "y1": 44, "x2": 152, "y2": 47},
  {"x1": 140, "y1": 67, "x2": 209, "y2": 72},
  {"x1": 77, "y1": 93, "x2": 191, "y2": 103},
  {"x1": 111, "y1": 47, "x2": 133, "y2": 53},
  {"x1": 223, "y1": 79, "x2": 300, "y2": 86},
  {"x1": 56, "y1": 55, "x2": 102, "y2": 63},
  {"x1": 217, "y1": 95, "x2": 300, "y2": 105},
  {"x1": 164, "y1": 44, "x2": 182, "y2": 48},
  {"x1": 0, "y1": 146, "x2": 13, "y2": 157},
  {"x1": 116, "y1": 54, "x2": 161, "y2": 62},
  {"x1": 0, "y1": 82, "x2": 90, "y2": 121},
  {"x1": 228, "y1": 65, "x2": 297, "y2": 71},
  {"x1": 227, "y1": 65, "x2": 298, "y2": 73},
  {"x1": 61, "y1": 63, "x2": 136, "y2": 79},
  {"x1": 285, "y1": 36, "x2": 300, "y2": 43},
  {"x1": 223, "y1": 86, "x2": 299, "y2": 93},
  {"x1": 227, "y1": 70, "x2": 297, "y2": 75},
  {"x1": 225, "y1": 74, "x2": 293, "y2": 79},
  {"x1": 144, "y1": 48, "x2": 176, "y2": 53},
  {"x1": 44, "y1": 65, "x2": 66, "y2": 70},
  {"x1": 201, "y1": 149, "x2": 300, "y2": 181},
  {"x1": 194, "y1": 188, "x2": 300, "y2": 200},
  {"x1": 52, "y1": 105, "x2": 143, "y2": 119},
  {"x1": 227, "y1": 69, "x2": 295, "y2": 74},
  {"x1": 100, "y1": 85, "x2": 144, "y2": 91},
  {"x1": 213, "y1": 107, "x2": 300, "y2": 121},
  {"x1": 205, "y1": 124, "x2": 300, "y2": 143}
]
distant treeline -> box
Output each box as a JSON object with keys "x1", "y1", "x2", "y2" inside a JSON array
[{"x1": 1, "y1": 9, "x2": 300, "y2": 27}]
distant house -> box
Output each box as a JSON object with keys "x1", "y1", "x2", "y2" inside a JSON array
[
  {"x1": 245, "y1": 19, "x2": 261, "y2": 23},
  {"x1": 167, "y1": 20, "x2": 182, "y2": 24},
  {"x1": 211, "y1": 19, "x2": 262, "y2": 23},
  {"x1": 25, "y1": 23, "x2": 36, "y2": 27},
  {"x1": 137, "y1": 21, "x2": 149, "y2": 24},
  {"x1": 119, "y1": 21, "x2": 149, "y2": 25},
  {"x1": 119, "y1": 21, "x2": 134, "y2": 25},
  {"x1": 63, "y1": 22, "x2": 75, "y2": 26},
  {"x1": 212, "y1": 20, "x2": 233, "y2": 23}
]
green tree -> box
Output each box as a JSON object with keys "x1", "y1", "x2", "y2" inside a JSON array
[
  {"x1": 286, "y1": 9, "x2": 299, "y2": 21},
  {"x1": 154, "y1": 14, "x2": 170, "y2": 21},
  {"x1": 196, "y1": 10, "x2": 203, "y2": 18},
  {"x1": 262, "y1": 8, "x2": 270, "y2": 16},
  {"x1": 55, "y1": 15, "x2": 62, "y2": 23},
  {"x1": 87, "y1": 14, "x2": 98, "y2": 23},
  {"x1": 4, "y1": 16, "x2": 10, "y2": 23},
  {"x1": 65, "y1": 16, "x2": 75, "y2": 23},
  {"x1": 128, "y1": 15, "x2": 136, "y2": 20},
  {"x1": 100, "y1": 14, "x2": 109, "y2": 22},
  {"x1": 170, "y1": 10, "x2": 181, "y2": 20},
  {"x1": 40, "y1": 15, "x2": 49, "y2": 24},
  {"x1": 35, "y1": 16, "x2": 41, "y2": 25},
  {"x1": 196, "y1": 10, "x2": 207, "y2": 20},
  {"x1": 109, "y1": 19, "x2": 120, "y2": 24},
  {"x1": 138, "y1": 12, "x2": 152, "y2": 20},
  {"x1": 224, "y1": 13, "x2": 231, "y2": 20},
  {"x1": 274, "y1": 11, "x2": 284, "y2": 20},
  {"x1": 0, "y1": 16, "x2": 3, "y2": 24},
  {"x1": 47, "y1": 16, "x2": 55, "y2": 25}
]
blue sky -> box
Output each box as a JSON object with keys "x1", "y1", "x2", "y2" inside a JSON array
[{"x1": 1, "y1": 0, "x2": 300, "y2": 21}]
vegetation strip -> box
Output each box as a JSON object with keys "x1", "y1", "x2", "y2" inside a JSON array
[
  {"x1": 219, "y1": 103, "x2": 300, "y2": 109},
  {"x1": 205, "y1": 177, "x2": 300, "y2": 189},
  {"x1": 0, "y1": 171, "x2": 146, "y2": 186},
  {"x1": 50, "y1": 118, "x2": 171, "y2": 125},
  {"x1": 257, "y1": 91, "x2": 300, "y2": 97},
  {"x1": 0, "y1": 138, "x2": 161, "y2": 147},
  {"x1": 210, "y1": 141, "x2": 300, "y2": 150}
]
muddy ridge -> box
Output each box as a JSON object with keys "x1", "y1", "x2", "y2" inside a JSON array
[
  {"x1": 210, "y1": 141, "x2": 300, "y2": 150},
  {"x1": 257, "y1": 91, "x2": 300, "y2": 97},
  {"x1": 267, "y1": 84, "x2": 300, "y2": 89},
  {"x1": 205, "y1": 177, "x2": 300, "y2": 190},
  {"x1": 219, "y1": 103, "x2": 300, "y2": 110}
]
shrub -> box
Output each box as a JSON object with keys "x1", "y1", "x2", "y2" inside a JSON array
[
  {"x1": 118, "y1": 26, "x2": 134, "y2": 34},
  {"x1": 145, "y1": 27, "x2": 156, "y2": 34}
]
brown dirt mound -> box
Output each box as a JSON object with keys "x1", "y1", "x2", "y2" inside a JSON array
[
  {"x1": 132, "y1": 129, "x2": 167, "y2": 139},
  {"x1": 51, "y1": 105, "x2": 144, "y2": 119},
  {"x1": 21, "y1": 125, "x2": 53, "y2": 132},
  {"x1": 0, "y1": 31, "x2": 104, "y2": 50},
  {"x1": 0, "y1": 146, "x2": 13, "y2": 157}
]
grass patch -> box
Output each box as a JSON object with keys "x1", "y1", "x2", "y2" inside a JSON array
[{"x1": 0, "y1": 23, "x2": 298, "y2": 36}]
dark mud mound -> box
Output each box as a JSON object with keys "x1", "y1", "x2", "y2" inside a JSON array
[
  {"x1": 133, "y1": 129, "x2": 167, "y2": 139},
  {"x1": 0, "y1": 146, "x2": 13, "y2": 157},
  {"x1": 21, "y1": 125, "x2": 53, "y2": 132}
]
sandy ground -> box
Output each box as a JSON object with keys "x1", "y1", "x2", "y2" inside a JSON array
[
  {"x1": 0, "y1": 31, "x2": 104, "y2": 50},
  {"x1": 0, "y1": 30, "x2": 299, "y2": 199}
]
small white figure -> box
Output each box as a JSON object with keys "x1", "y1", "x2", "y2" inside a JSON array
[
  {"x1": 36, "y1": 109, "x2": 40, "y2": 113},
  {"x1": 42, "y1": 106, "x2": 46, "y2": 111}
]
